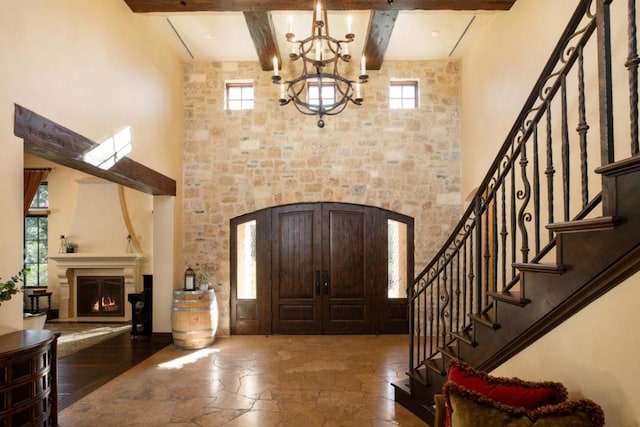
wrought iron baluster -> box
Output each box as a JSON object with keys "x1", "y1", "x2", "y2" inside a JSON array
[
  {"x1": 510, "y1": 149, "x2": 517, "y2": 276},
  {"x1": 545, "y1": 103, "x2": 555, "y2": 240},
  {"x1": 484, "y1": 197, "x2": 491, "y2": 304},
  {"x1": 627, "y1": 0, "x2": 640, "y2": 155},
  {"x1": 501, "y1": 174, "x2": 508, "y2": 290},
  {"x1": 532, "y1": 124, "x2": 541, "y2": 254},
  {"x1": 492, "y1": 191, "x2": 499, "y2": 291},
  {"x1": 469, "y1": 226, "x2": 476, "y2": 315},
  {"x1": 455, "y1": 247, "x2": 461, "y2": 333},
  {"x1": 517, "y1": 136, "x2": 531, "y2": 263},
  {"x1": 440, "y1": 268, "x2": 449, "y2": 349},
  {"x1": 427, "y1": 285, "x2": 432, "y2": 359},
  {"x1": 561, "y1": 75, "x2": 571, "y2": 221},
  {"x1": 474, "y1": 198, "x2": 482, "y2": 314},
  {"x1": 577, "y1": 45, "x2": 590, "y2": 208},
  {"x1": 435, "y1": 275, "x2": 441, "y2": 351},
  {"x1": 462, "y1": 234, "x2": 468, "y2": 331}
]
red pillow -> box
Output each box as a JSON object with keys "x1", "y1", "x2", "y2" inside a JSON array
[{"x1": 446, "y1": 359, "x2": 567, "y2": 410}]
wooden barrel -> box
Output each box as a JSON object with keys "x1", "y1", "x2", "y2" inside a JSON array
[{"x1": 171, "y1": 289, "x2": 218, "y2": 349}]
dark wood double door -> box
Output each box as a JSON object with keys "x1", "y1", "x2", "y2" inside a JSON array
[{"x1": 231, "y1": 202, "x2": 413, "y2": 335}]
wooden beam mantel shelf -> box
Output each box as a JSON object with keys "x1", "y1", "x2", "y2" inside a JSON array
[{"x1": 14, "y1": 104, "x2": 176, "y2": 196}]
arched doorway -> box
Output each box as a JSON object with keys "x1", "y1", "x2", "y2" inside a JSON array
[{"x1": 230, "y1": 202, "x2": 414, "y2": 335}]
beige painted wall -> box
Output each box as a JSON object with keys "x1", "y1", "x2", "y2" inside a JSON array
[
  {"x1": 461, "y1": 0, "x2": 640, "y2": 424},
  {"x1": 0, "y1": 0, "x2": 184, "y2": 330},
  {"x1": 183, "y1": 60, "x2": 464, "y2": 335}
]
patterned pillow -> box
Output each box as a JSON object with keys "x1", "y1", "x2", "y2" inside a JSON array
[
  {"x1": 443, "y1": 382, "x2": 605, "y2": 427},
  {"x1": 447, "y1": 359, "x2": 568, "y2": 409}
]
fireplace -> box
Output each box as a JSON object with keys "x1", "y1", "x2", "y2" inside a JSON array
[
  {"x1": 77, "y1": 276, "x2": 125, "y2": 317},
  {"x1": 48, "y1": 253, "x2": 144, "y2": 321}
]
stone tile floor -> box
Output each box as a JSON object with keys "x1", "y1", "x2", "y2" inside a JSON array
[{"x1": 59, "y1": 335, "x2": 425, "y2": 426}]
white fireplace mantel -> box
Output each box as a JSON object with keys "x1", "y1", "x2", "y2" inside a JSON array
[{"x1": 48, "y1": 253, "x2": 145, "y2": 321}]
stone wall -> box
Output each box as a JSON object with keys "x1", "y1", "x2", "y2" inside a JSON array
[{"x1": 183, "y1": 59, "x2": 463, "y2": 335}]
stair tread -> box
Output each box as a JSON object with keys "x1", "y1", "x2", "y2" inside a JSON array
[
  {"x1": 425, "y1": 358, "x2": 447, "y2": 376},
  {"x1": 437, "y1": 343, "x2": 458, "y2": 360},
  {"x1": 513, "y1": 262, "x2": 566, "y2": 274},
  {"x1": 594, "y1": 154, "x2": 640, "y2": 176},
  {"x1": 452, "y1": 327, "x2": 476, "y2": 346},
  {"x1": 546, "y1": 216, "x2": 623, "y2": 233},
  {"x1": 469, "y1": 312, "x2": 500, "y2": 330},
  {"x1": 488, "y1": 290, "x2": 531, "y2": 306}
]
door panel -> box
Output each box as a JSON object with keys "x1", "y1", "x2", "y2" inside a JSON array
[
  {"x1": 272, "y1": 206, "x2": 322, "y2": 334},
  {"x1": 323, "y1": 206, "x2": 372, "y2": 333}
]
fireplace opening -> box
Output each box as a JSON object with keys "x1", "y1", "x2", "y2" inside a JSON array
[{"x1": 77, "y1": 276, "x2": 125, "y2": 317}]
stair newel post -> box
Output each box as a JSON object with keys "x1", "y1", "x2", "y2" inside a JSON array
[{"x1": 595, "y1": 0, "x2": 616, "y2": 215}]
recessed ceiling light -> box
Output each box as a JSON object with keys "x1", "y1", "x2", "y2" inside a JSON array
[
  {"x1": 431, "y1": 30, "x2": 440, "y2": 37},
  {"x1": 205, "y1": 33, "x2": 215, "y2": 40}
]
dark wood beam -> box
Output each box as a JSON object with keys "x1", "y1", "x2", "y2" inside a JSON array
[
  {"x1": 363, "y1": 10, "x2": 398, "y2": 70},
  {"x1": 244, "y1": 11, "x2": 280, "y2": 71},
  {"x1": 14, "y1": 104, "x2": 176, "y2": 197},
  {"x1": 124, "y1": 0, "x2": 516, "y2": 13}
]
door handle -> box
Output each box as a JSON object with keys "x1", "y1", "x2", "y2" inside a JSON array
[
  {"x1": 323, "y1": 270, "x2": 330, "y2": 295},
  {"x1": 315, "y1": 270, "x2": 321, "y2": 296}
]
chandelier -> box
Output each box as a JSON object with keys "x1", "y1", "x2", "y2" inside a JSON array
[{"x1": 272, "y1": 1, "x2": 368, "y2": 128}]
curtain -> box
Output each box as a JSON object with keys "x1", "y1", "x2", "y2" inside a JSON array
[{"x1": 24, "y1": 168, "x2": 50, "y2": 217}]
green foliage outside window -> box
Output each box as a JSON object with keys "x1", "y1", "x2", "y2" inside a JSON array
[{"x1": 24, "y1": 183, "x2": 48, "y2": 287}]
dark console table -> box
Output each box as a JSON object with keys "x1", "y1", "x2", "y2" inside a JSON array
[
  {"x1": 27, "y1": 292, "x2": 53, "y2": 314},
  {"x1": 0, "y1": 329, "x2": 59, "y2": 426}
]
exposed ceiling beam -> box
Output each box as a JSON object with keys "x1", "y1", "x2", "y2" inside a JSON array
[
  {"x1": 363, "y1": 10, "x2": 398, "y2": 70},
  {"x1": 14, "y1": 104, "x2": 177, "y2": 197},
  {"x1": 124, "y1": 1, "x2": 516, "y2": 13},
  {"x1": 244, "y1": 11, "x2": 281, "y2": 71}
]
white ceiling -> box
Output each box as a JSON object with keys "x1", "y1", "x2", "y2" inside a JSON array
[{"x1": 162, "y1": 10, "x2": 497, "y2": 63}]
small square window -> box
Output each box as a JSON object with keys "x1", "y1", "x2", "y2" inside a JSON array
[
  {"x1": 389, "y1": 80, "x2": 418, "y2": 109},
  {"x1": 226, "y1": 81, "x2": 254, "y2": 111},
  {"x1": 308, "y1": 81, "x2": 336, "y2": 107}
]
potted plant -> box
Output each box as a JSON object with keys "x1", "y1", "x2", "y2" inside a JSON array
[
  {"x1": 0, "y1": 270, "x2": 24, "y2": 306},
  {"x1": 196, "y1": 271, "x2": 211, "y2": 291},
  {"x1": 65, "y1": 241, "x2": 77, "y2": 253}
]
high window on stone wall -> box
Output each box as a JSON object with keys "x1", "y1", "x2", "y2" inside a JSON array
[
  {"x1": 389, "y1": 80, "x2": 419, "y2": 109},
  {"x1": 308, "y1": 81, "x2": 336, "y2": 107},
  {"x1": 225, "y1": 81, "x2": 254, "y2": 110}
]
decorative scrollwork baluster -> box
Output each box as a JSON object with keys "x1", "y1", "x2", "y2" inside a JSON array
[{"x1": 517, "y1": 136, "x2": 532, "y2": 263}]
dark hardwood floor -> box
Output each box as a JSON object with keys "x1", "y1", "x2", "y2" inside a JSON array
[{"x1": 57, "y1": 332, "x2": 173, "y2": 411}]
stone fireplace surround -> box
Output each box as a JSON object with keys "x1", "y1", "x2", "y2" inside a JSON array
[{"x1": 48, "y1": 253, "x2": 144, "y2": 321}]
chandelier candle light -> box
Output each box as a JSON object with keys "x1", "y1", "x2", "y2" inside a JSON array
[{"x1": 272, "y1": 1, "x2": 368, "y2": 128}]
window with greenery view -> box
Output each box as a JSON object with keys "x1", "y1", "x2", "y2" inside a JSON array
[{"x1": 24, "y1": 183, "x2": 48, "y2": 287}]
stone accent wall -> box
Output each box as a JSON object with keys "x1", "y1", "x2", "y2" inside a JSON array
[{"x1": 183, "y1": 59, "x2": 462, "y2": 335}]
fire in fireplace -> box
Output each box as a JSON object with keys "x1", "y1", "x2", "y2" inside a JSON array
[{"x1": 77, "y1": 276, "x2": 125, "y2": 317}]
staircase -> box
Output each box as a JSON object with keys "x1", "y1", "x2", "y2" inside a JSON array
[{"x1": 392, "y1": 0, "x2": 640, "y2": 424}]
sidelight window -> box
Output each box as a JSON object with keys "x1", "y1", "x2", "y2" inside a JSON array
[
  {"x1": 236, "y1": 220, "x2": 257, "y2": 299},
  {"x1": 388, "y1": 219, "x2": 408, "y2": 298}
]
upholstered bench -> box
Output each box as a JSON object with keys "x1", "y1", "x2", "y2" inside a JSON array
[{"x1": 433, "y1": 359, "x2": 604, "y2": 427}]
